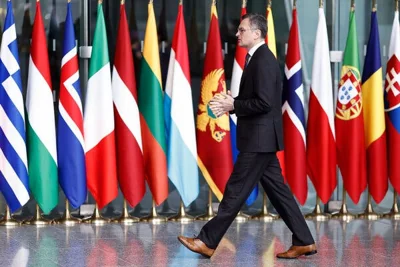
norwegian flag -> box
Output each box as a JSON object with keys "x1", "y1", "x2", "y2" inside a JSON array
[
  {"x1": 282, "y1": 9, "x2": 307, "y2": 205},
  {"x1": 385, "y1": 10, "x2": 400, "y2": 195}
]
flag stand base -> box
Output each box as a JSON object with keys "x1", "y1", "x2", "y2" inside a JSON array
[
  {"x1": 169, "y1": 201, "x2": 194, "y2": 224},
  {"x1": 25, "y1": 205, "x2": 52, "y2": 226},
  {"x1": 57, "y1": 200, "x2": 81, "y2": 226},
  {"x1": 305, "y1": 198, "x2": 330, "y2": 221},
  {"x1": 235, "y1": 211, "x2": 250, "y2": 223},
  {"x1": 383, "y1": 192, "x2": 400, "y2": 220},
  {"x1": 331, "y1": 190, "x2": 357, "y2": 222},
  {"x1": 141, "y1": 200, "x2": 167, "y2": 224},
  {"x1": 197, "y1": 190, "x2": 215, "y2": 221},
  {"x1": 358, "y1": 194, "x2": 380, "y2": 220},
  {"x1": 85, "y1": 204, "x2": 110, "y2": 225},
  {"x1": 113, "y1": 200, "x2": 139, "y2": 224},
  {"x1": 252, "y1": 193, "x2": 278, "y2": 222},
  {"x1": 0, "y1": 206, "x2": 21, "y2": 227}
]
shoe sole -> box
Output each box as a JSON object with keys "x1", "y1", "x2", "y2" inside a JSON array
[
  {"x1": 277, "y1": 250, "x2": 318, "y2": 259},
  {"x1": 177, "y1": 237, "x2": 212, "y2": 258}
]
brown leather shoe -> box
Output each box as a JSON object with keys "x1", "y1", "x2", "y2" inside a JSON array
[
  {"x1": 276, "y1": 244, "x2": 317, "y2": 259},
  {"x1": 177, "y1": 236, "x2": 215, "y2": 258}
]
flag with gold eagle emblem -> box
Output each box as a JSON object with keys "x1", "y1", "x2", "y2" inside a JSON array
[
  {"x1": 196, "y1": 3, "x2": 233, "y2": 201},
  {"x1": 335, "y1": 7, "x2": 367, "y2": 204}
]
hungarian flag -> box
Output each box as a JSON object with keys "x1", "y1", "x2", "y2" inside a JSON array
[
  {"x1": 25, "y1": 1, "x2": 58, "y2": 214},
  {"x1": 112, "y1": 2, "x2": 145, "y2": 208},
  {"x1": 335, "y1": 7, "x2": 367, "y2": 204},
  {"x1": 230, "y1": 4, "x2": 257, "y2": 206},
  {"x1": 138, "y1": 1, "x2": 168, "y2": 205},
  {"x1": 282, "y1": 9, "x2": 307, "y2": 205},
  {"x1": 84, "y1": 2, "x2": 118, "y2": 209},
  {"x1": 0, "y1": 0, "x2": 30, "y2": 213},
  {"x1": 266, "y1": 5, "x2": 286, "y2": 180},
  {"x1": 164, "y1": 2, "x2": 199, "y2": 207},
  {"x1": 362, "y1": 9, "x2": 387, "y2": 203},
  {"x1": 306, "y1": 7, "x2": 336, "y2": 203},
  {"x1": 57, "y1": 1, "x2": 86, "y2": 209},
  {"x1": 385, "y1": 10, "x2": 400, "y2": 195},
  {"x1": 196, "y1": 2, "x2": 233, "y2": 201}
]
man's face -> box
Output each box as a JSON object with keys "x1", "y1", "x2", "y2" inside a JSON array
[{"x1": 236, "y1": 18, "x2": 259, "y2": 49}]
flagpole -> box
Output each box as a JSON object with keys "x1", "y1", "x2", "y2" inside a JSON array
[
  {"x1": 25, "y1": 204, "x2": 52, "y2": 225},
  {"x1": 243, "y1": 0, "x2": 247, "y2": 8},
  {"x1": 169, "y1": 200, "x2": 195, "y2": 223},
  {"x1": 305, "y1": 197, "x2": 330, "y2": 221},
  {"x1": 351, "y1": 0, "x2": 355, "y2": 9},
  {"x1": 57, "y1": 199, "x2": 82, "y2": 226},
  {"x1": 331, "y1": 189, "x2": 357, "y2": 221},
  {"x1": 197, "y1": 189, "x2": 215, "y2": 221},
  {"x1": 0, "y1": 205, "x2": 22, "y2": 226},
  {"x1": 396, "y1": 0, "x2": 399, "y2": 11},
  {"x1": 267, "y1": 0, "x2": 271, "y2": 8},
  {"x1": 85, "y1": 204, "x2": 111, "y2": 225},
  {"x1": 293, "y1": 0, "x2": 297, "y2": 9},
  {"x1": 319, "y1": 0, "x2": 323, "y2": 8},
  {"x1": 114, "y1": 199, "x2": 140, "y2": 224},
  {"x1": 359, "y1": 193, "x2": 381, "y2": 220},
  {"x1": 141, "y1": 200, "x2": 168, "y2": 224},
  {"x1": 384, "y1": 191, "x2": 400, "y2": 220}
]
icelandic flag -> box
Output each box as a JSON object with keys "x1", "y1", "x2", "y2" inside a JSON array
[
  {"x1": 164, "y1": 3, "x2": 199, "y2": 206},
  {"x1": 57, "y1": 2, "x2": 87, "y2": 208},
  {"x1": 282, "y1": 9, "x2": 307, "y2": 205},
  {"x1": 0, "y1": 0, "x2": 30, "y2": 212},
  {"x1": 230, "y1": 6, "x2": 258, "y2": 206}
]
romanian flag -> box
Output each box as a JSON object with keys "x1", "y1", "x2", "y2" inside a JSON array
[
  {"x1": 361, "y1": 9, "x2": 387, "y2": 203},
  {"x1": 138, "y1": 1, "x2": 168, "y2": 205},
  {"x1": 335, "y1": 7, "x2": 367, "y2": 204},
  {"x1": 196, "y1": 2, "x2": 233, "y2": 201}
]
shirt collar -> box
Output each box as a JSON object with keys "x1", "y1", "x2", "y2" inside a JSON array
[{"x1": 248, "y1": 41, "x2": 264, "y2": 57}]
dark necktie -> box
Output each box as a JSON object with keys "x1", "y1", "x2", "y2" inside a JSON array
[{"x1": 245, "y1": 53, "x2": 251, "y2": 68}]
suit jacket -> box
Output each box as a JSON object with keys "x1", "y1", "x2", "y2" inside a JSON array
[{"x1": 232, "y1": 44, "x2": 284, "y2": 153}]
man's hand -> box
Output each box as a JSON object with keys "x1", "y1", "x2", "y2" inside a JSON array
[{"x1": 209, "y1": 91, "x2": 234, "y2": 117}]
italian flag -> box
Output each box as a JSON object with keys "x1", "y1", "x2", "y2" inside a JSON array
[
  {"x1": 84, "y1": 2, "x2": 118, "y2": 209},
  {"x1": 26, "y1": 1, "x2": 58, "y2": 214}
]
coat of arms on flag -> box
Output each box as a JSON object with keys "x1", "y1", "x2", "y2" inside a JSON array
[
  {"x1": 385, "y1": 57, "x2": 400, "y2": 109},
  {"x1": 197, "y1": 69, "x2": 229, "y2": 142},
  {"x1": 336, "y1": 70, "x2": 362, "y2": 120}
]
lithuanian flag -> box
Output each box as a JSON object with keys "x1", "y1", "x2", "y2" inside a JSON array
[{"x1": 138, "y1": 1, "x2": 168, "y2": 205}]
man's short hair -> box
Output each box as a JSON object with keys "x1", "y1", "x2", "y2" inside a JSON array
[{"x1": 241, "y1": 13, "x2": 267, "y2": 39}]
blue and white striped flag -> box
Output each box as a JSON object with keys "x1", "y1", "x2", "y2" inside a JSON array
[{"x1": 0, "y1": 0, "x2": 30, "y2": 212}]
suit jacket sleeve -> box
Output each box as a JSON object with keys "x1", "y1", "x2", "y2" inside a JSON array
[{"x1": 233, "y1": 60, "x2": 275, "y2": 117}]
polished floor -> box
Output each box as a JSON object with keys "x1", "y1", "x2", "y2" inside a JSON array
[{"x1": 0, "y1": 218, "x2": 399, "y2": 267}]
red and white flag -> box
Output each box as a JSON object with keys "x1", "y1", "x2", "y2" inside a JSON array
[
  {"x1": 306, "y1": 7, "x2": 336, "y2": 203},
  {"x1": 112, "y1": 2, "x2": 146, "y2": 207}
]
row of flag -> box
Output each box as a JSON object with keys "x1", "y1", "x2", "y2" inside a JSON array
[{"x1": 0, "y1": 1, "x2": 399, "y2": 216}]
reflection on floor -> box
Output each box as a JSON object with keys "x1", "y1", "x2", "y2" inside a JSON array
[{"x1": 0, "y1": 219, "x2": 399, "y2": 266}]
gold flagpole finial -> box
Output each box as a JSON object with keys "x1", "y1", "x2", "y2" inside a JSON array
[
  {"x1": 372, "y1": 0, "x2": 377, "y2": 11},
  {"x1": 267, "y1": 0, "x2": 272, "y2": 8},
  {"x1": 98, "y1": 0, "x2": 103, "y2": 4},
  {"x1": 293, "y1": 0, "x2": 297, "y2": 9},
  {"x1": 351, "y1": 0, "x2": 355, "y2": 10},
  {"x1": 319, "y1": 0, "x2": 323, "y2": 8},
  {"x1": 212, "y1": 0, "x2": 216, "y2": 6},
  {"x1": 179, "y1": 0, "x2": 183, "y2": 5},
  {"x1": 396, "y1": 0, "x2": 399, "y2": 12},
  {"x1": 242, "y1": 0, "x2": 247, "y2": 8},
  {"x1": 121, "y1": 0, "x2": 125, "y2": 4},
  {"x1": 149, "y1": 0, "x2": 153, "y2": 4}
]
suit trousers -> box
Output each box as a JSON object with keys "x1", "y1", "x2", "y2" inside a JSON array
[{"x1": 197, "y1": 152, "x2": 315, "y2": 249}]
